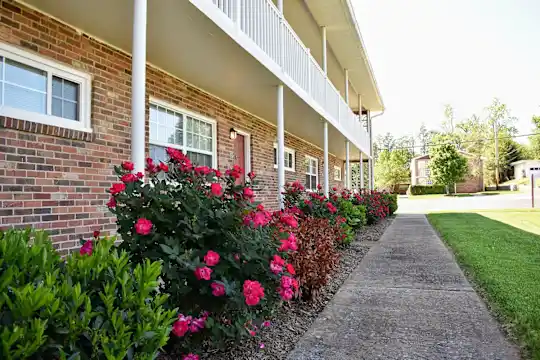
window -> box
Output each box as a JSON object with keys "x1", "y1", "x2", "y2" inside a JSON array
[
  {"x1": 0, "y1": 43, "x2": 91, "y2": 131},
  {"x1": 273, "y1": 145, "x2": 295, "y2": 172},
  {"x1": 305, "y1": 156, "x2": 318, "y2": 191},
  {"x1": 149, "y1": 99, "x2": 216, "y2": 167},
  {"x1": 334, "y1": 165, "x2": 342, "y2": 181}
]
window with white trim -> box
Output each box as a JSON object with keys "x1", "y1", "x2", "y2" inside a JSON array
[
  {"x1": 273, "y1": 145, "x2": 295, "y2": 172},
  {"x1": 334, "y1": 165, "x2": 342, "y2": 181},
  {"x1": 0, "y1": 43, "x2": 91, "y2": 131},
  {"x1": 149, "y1": 100, "x2": 216, "y2": 167},
  {"x1": 305, "y1": 156, "x2": 318, "y2": 191}
]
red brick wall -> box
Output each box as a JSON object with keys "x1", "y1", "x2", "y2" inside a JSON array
[{"x1": 0, "y1": 1, "x2": 345, "y2": 252}]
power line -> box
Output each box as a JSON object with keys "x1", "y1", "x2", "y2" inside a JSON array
[{"x1": 376, "y1": 132, "x2": 540, "y2": 151}]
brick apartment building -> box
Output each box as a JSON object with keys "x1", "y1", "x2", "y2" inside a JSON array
[{"x1": 0, "y1": 0, "x2": 383, "y2": 252}]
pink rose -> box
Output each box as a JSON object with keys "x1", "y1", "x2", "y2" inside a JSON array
[
  {"x1": 211, "y1": 282, "x2": 226, "y2": 297},
  {"x1": 183, "y1": 354, "x2": 199, "y2": 360},
  {"x1": 243, "y1": 187, "x2": 254, "y2": 199},
  {"x1": 134, "y1": 218, "x2": 153, "y2": 235},
  {"x1": 204, "y1": 250, "x2": 220, "y2": 266},
  {"x1": 194, "y1": 266, "x2": 212, "y2": 281},
  {"x1": 243, "y1": 280, "x2": 264, "y2": 306},
  {"x1": 79, "y1": 240, "x2": 93, "y2": 256},
  {"x1": 172, "y1": 315, "x2": 190, "y2": 337}
]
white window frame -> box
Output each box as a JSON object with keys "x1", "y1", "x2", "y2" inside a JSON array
[
  {"x1": 305, "y1": 155, "x2": 319, "y2": 191},
  {"x1": 0, "y1": 43, "x2": 92, "y2": 132},
  {"x1": 334, "y1": 165, "x2": 342, "y2": 181},
  {"x1": 149, "y1": 97, "x2": 217, "y2": 169},
  {"x1": 273, "y1": 144, "x2": 295, "y2": 172}
]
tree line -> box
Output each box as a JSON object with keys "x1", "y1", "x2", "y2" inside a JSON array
[{"x1": 374, "y1": 98, "x2": 540, "y2": 191}]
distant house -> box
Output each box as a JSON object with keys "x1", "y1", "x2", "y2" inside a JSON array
[
  {"x1": 511, "y1": 160, "x2": 540, "y2": 179},
  {"x1": 410, "y1": 152, "x2": 484, "y2": 193}
]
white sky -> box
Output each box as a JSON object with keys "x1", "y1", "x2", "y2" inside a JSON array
[{"x1": 352, "y1": 0, "x2": 540, "y2": 140}]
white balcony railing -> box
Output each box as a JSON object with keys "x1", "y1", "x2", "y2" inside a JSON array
[{"x1": 207, "y1": 0, "x2": 371, "y2": 154}]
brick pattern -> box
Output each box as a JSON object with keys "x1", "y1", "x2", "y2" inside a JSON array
[{"x1": 0, "y1": 0, "x2": 345, "y2": 252}]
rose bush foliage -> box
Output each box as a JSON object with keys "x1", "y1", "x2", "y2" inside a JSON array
[{"x1": 109, "y1": 151, "x2": 298, "y2": 355}]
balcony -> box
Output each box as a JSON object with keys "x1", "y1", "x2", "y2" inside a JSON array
[{"x1": 191, "y1": 0, "x2": 371, "y2": 156}]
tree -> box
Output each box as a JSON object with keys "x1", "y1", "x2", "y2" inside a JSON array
[
  {"x1": 530, "y1": 115, "x2": 540, "y2": 159},
  {"x1": 428, "y1": 144, "x2": 468, "y2": 194},
  {"x1": 417, "y1": 123, "x2": 437, "y2": 155},
  {"x1": 374, "y1": 149, "x2": 410, "y2": 192}
]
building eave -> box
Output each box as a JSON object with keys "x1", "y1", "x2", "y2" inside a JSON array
[{"x1": 304, "y1": 0, "x2": 384, "y2": 112}]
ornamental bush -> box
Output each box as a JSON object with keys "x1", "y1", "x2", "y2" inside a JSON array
[
  {"x1": 0, "y1": 229, "x2": 177, "y2": 360},
  {"x1": 109, "y1": 152, "x2": 298, "y2": 355},
  {"x1": 288, "y1": 217, "x2": 341, "y2": 299}
]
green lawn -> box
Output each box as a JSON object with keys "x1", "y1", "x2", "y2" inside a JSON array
[
  {"x1": 408, "y1": 190, "x2": 518, "y2": 199},
  {"x1": 428, "y1": 210, "x2": 540, "y2": 359}
]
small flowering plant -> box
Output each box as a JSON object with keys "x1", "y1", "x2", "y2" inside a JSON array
[{"x1": 109, "y1": 152, "x2": 298, "y2": 353}]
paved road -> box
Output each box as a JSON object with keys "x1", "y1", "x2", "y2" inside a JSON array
[
  {"x1": 397, "y1": 190, "x2": 539, "y2": 213},
  {"x1": 288, "y1": 214, "x2": 520, "y2": 360}
]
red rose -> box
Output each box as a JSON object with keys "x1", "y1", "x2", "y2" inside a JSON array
[
  {"x1": 80, "y1": 240, "x2": 93, "y2": 256},
  {"x1": 106, "y1": 196, "x2": 116, "y2": 209},
  {"x1": 285, "y1": 263, "x2": 296, "y2": 275},
  {"x1": 204, "y1": 250, "x2": 220, "y2": 266},
  {"x1": 210, "y1": 183, "x2": 223, "y2": 196},
  {"x1": 109, "y1": 183, "x2": 126, "y2": 195},
  {"x1": 214, "y1": 169, "x2": 222, "y2": 177},
  {"x1": 172, "y1": 315, "x2": 190, "y2": 337},
  {"x1": 248, "y1": 171, "x2": 256, "y2": 180},
  {"x1": 134, "y1": 218, "x2": 153, "y2": 235},
  {"x1": 158, "y1": 162, "x2": 169, "y2": 172},
  {"x1": 122, "y1": 161, "x2": 134, "y2": 171},
  {"x1": 136, "y1": 172, "x2": 144, "y2": 179},
  {"x1": 211, "y1": 282, "x2": 226, "y2": 296},
  {"x1": 121, "y1": 173, "x2": 138, "y2": 183},
  {"x1": 93, "y1": 230, "x2": 100, "y2": 238},
  {"x1": 194, "y1": 266, "x2": 212, "y2": 281}
]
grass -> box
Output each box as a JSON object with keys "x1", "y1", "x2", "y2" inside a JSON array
[
  {"x1": 407, "y1": 190, "x2": 518, "y2": 199},
  {"x1": 428, "y1": 210, "x2": 540, "y2": 359}
]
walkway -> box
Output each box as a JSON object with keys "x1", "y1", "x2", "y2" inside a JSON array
[{"x1": 287, "y1": 214, "x2": 520, "y2": 360}]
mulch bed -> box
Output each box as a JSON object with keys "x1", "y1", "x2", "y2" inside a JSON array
[{"x1": 201, "y1": 216, "x2": 394, "y2": 360}]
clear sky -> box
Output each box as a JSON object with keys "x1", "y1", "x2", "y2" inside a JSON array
[{"x1": 352, "y1": 0, "x2": 540, "y2": 140}]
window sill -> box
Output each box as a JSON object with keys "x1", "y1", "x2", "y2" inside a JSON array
[
  {"x1": 0, "y1": 106, "x2": 92, "y2": 133},
  {"x1": 273, "y1": 164, "x2": 295, "y2": 173},
  {"x1": 0, "y1": 115, "x2": 93, "y2": 142}
]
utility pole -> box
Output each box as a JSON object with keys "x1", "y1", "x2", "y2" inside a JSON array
[{"x1": 494, "y1": 118, "x2": 499, "y2": 188}]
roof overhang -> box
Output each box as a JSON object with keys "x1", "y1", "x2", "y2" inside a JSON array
[{"x1": 304, "y1": 0, "x2": 384, "y2": 112}]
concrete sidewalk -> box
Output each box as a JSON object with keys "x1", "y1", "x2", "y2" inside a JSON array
[{"x1": 287, "y1": 214, "x2": 520, "y2": 360}]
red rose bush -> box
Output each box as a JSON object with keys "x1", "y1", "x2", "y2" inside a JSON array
[{"x1": 109, "y1": 149, "x2": 298, "y2": 354}]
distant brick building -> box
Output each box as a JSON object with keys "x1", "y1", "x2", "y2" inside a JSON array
[{"x1": 410, "y1": 152, "x2": 484, "y2": 193}]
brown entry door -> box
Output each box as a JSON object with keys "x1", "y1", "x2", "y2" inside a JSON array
[{"x1": 233, "y1": 134, "x2": 245, "y2": 184}]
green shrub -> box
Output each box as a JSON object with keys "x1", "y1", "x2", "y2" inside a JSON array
[
  {"x1": 338, "y1": 199, "x2": 367, "y2": 230},
  {"x1": 0, "y1": 229, "x2": 177, "y2": 360},
  {"x1": 407, "y1": 184, "x2": 446, "y2": 195}
]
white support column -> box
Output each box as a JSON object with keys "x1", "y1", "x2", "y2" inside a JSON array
[
  {"x1": 323, "y1": 120, "x2": 329, "y2": 197},
  {"x1": 367, "y1": 110, "x2": 374, "y2": 190},
  {"x1": 345, "y1": 69, "x2": 349, "y2": 105},
  {"x1": 322, "y1": 26, "x2": 327, "y2": 74},
  {"x1": 360, "y1": 152, "x2": 364, "y2": 189},
  {"x1": 345, "y1": 141, "x2": 350, "y2": 189},
  {"x1": 130, "y1": 0, "x2": 148, "y2": 173},
  {"x1": 277, "y1": 84, "x2": 285, "y2": 208}
]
